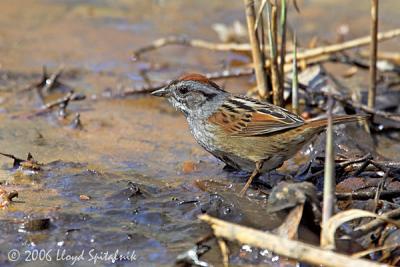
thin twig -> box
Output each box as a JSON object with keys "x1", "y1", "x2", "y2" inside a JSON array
[
  {"x1": 353, "y1": 159, "x2": 372, "y2": 176},
  {"x1": 333, "y1": 93, "x2": 400, "y2": 122},
  {"x1": 132, "y1": 29, "x2": 400, "y2": 63},
  {"x1": 352, "y1": 208, "x2": 400, "y2": 238},
  {"x1": 121, "y1": 68, "x2": 254, "y2": 96},
  {"x1": 244, "y1": 0, "x2": 269, "y2": 99},
  {"x1": 373, "y1": 170, "x2": 389, "y2": 212},
  {"x1": 199, "y1": 214, "x2": 387, "y2": 267},
  {"x1": 0, "y1": 152, "x2": 25, "y2": 168},
  {"x1": 41, "y1": 65, "x2": 64, "y2": 93},
  {"x1": 308, "y1": 154, "x2": 400, "y2": 183},
  {"x1": 41, "y1": 91, "x2": 74, "y2": 110},
  {"x1": 292, "y1": 0, "x2": 301, "y2": 13},
  {"x1": 217, "y1": 238, "x2": 229, "y2": 267},
  {"x1": 333, "y1": 190, "x2": 400, "y2": 201},
  {"x1": 304, "y1": 83, "x2": 400, "y2": 123},
  {"x1": 125, "y1": 53, "x2": 329, "y2": 96},
  {"x1": 370, "y1": 160, "x2": 400, "y2": 169},
  {"x1": 368, "y1": 0, "x2": 379, "y2": 109},
  {"x1": 304, "y1": 154, "x2": 372, "y2": 181},
  {"x1": 133, "y1": 29, "x2": 400, "y2": 71},
  {"x1": 132, "y1": 36, "x2": 256, "y2": 58},
  {"x1": 284, "y1": 28, "x2": 400, "y2": 64},
  {"x1": 14, "y1": 91, "x2": 86, "y2": 118},
  {"x1": 336, "y1": 153, "x2": 373, "y2": 169},
  {"x1": 251, "y1": 28, "x2": 400, "y2": 73},
  {"x1": 19, "y1": 66, "x2": 48, "y2": 93},
  {"x1": 195, "y1": 232, "x2": 214, "y2": 246},
  {"x1": 69, "y1": 113, "x2": 83, "y2": 130},
  {"x1": 352, "y1": 244, "x2": 400, "y2": 259},
  {"x1": 360, "y1": 50, "x2": 400, "y2": 63}
]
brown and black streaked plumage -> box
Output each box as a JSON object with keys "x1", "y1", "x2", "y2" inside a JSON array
[{"x1": 152, "y1": 73, "x2": 368, "y2": 195}]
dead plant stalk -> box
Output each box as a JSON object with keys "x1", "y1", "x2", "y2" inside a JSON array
[
  {"x1": 291, "y1": 33, "x2": 299, "y2": 114},
  {"x1": 322, "y1": 96, "x2": 335, "y2": 227},
  {"x1": 286, "y1": 28, "x2": 400, "y2": 64},
  {"x1": 244, "y1": 0, "x2": 269, "y2": 99},
  {"x1": 279, "y1": 0, "x2": 287, "y2": 99},
  {"x1": 368, "y1": 0, "x2": 379, "y2": 108},
  {"x1": 267, "y1": 2, "x2": 282, "y2": 106},
  {"x1": 132, "y1": 37, "x2": 257, "y2": 57},
  {"x1": 199, "y1": 214, "x2": 388, "y2": 267}
]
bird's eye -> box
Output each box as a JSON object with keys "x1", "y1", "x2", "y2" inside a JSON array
[{"x1": 178, "y1": 87, "x2": 189, "y2": 95}]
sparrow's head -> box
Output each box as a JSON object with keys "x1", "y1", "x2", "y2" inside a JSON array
[{"x1": 151, "y1": 73, "x2": 228, "y2": 118}]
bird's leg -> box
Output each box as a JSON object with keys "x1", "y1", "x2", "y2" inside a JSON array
[{"x1": 239, "y1": 160, "x2": 264, "y2": 196}]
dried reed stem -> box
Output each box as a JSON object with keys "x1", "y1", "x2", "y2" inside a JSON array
[
  {"x1": 266, "y1": 1, "x2": 282, "y2": 106},
  {"x1": 254, "y1": 0, "x2": 268, "y2": 30},
  {"x1": 368, "y1": 0, "x2": 379, "y2": 109},
  {"x1": 134, "y1": 29, "x2": 400, "y2": 63},
  {"x1": 360, "y1": 50, "x2": 400, "y2": 63},
  {"x1": 322, "y1": 96, "x2": 336, "y2": 229},
  {"x1": 132, "y1": 36, "x2": 257, "y2": 57},
  {"x1": 291, "y1": 33, "x2": 299, "y2": 114},
  {"x1": 279, "y1": 0, "x2": 287, "y2": 94},
  {"x1": 285, "y1": 28, "x2": 400, "y2": 64},
  {"x1": 199, "y1": 214, "x2": 387, "y2": 267},
  {"x1": 244, "y1": 0, "x2": 269, "y2": 99}
]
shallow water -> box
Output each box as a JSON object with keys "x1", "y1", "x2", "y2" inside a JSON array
[{"x1": 0, "y1": 0, "x2": 399, "y2": 266}]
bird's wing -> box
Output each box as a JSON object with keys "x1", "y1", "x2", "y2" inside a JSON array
[{"x1": 208, "y1": 96, "x2": 304, "y2": 136}]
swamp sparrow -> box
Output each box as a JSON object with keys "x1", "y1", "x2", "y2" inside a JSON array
[{"x1": 152, "y1": 73, "x2": 367, "y2": 195}]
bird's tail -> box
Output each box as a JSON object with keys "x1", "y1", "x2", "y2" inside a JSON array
[
  {"x1": 332, "y1": 114, "x2": 370, "y2": 125},
  {"x1": 305, "y1": 114, "x2": 369, "y2": 129}
]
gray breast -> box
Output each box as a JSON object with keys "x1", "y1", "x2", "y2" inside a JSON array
[
  {"x1": 187, "y1": 117, "x2": 219, "y2": 152},
  {"x1": 186, "y1": 117, "x2": 253, "y2": 171}
]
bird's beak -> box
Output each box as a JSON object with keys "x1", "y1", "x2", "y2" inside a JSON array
[{"x1": 151, "y1": 87, "x2": 169, "y2": 97}]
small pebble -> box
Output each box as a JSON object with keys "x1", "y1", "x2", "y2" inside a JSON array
[
  {"x1": 79, "y1": 194, "x2": 91, "y2": 201},
  {"x1": 182, "y1": 161, "x2": 197, "y2": 174}
]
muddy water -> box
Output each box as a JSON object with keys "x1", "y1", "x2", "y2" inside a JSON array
[{"x1": 0, "y1": 0, "x2": 399, "y2": 266}]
